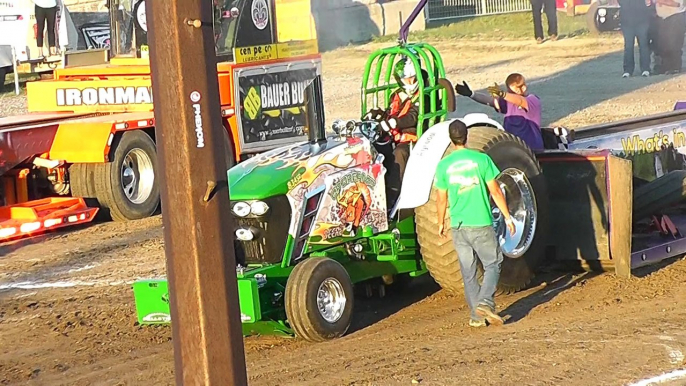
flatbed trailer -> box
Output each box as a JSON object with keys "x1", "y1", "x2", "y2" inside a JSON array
[{"x1": 0, "y1": 0, "x2": 322, "y2": 242}]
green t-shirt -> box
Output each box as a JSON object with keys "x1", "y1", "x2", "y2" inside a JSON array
[{"x1": 434, "y1": 148, "x2": 501, "y2": 228}]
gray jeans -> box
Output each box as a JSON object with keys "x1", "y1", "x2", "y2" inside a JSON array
[{"x1": 451, "y1": 225, "x2": 504, "y2": 320}]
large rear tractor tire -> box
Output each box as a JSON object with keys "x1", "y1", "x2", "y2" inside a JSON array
[
  {"x1": 414, "y1": 126, "x2": 550, "y2": 295},
  {"x1": 285, "y1": 257, "x2": 354, "y2": 342},
  {"x1": 70, "y1": 131, "x2": 160, "y2": 222}
]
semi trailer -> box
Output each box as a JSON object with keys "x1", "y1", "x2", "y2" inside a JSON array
[{"x1": 0, "y1": 0, "x2": 321, "y2": 241}]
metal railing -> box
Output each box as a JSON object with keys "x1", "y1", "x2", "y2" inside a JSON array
[{"x1": 425, "y1": 0, "x2": 533, "y2": 22}]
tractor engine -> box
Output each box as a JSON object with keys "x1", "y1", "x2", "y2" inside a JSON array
[{"x1": 231, "y1": 195, "x2": 292, "y2": 267}]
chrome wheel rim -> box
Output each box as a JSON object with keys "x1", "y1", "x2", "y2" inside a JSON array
[
  {"x1": 491, "y1": 168, "x2": 537, "y2": 258},
  {"x1": 120, "y1": 148, "x2": 155, "y2": 204},
  {"x1": 317, "y1": 277, "x2": 346, "y2": 323}
]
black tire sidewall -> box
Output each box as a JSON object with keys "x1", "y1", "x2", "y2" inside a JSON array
[
  {"x1": 288, "y1": 258, "x2": 354, "y2": 340},
  {"x1": 586, "y1": 3, "x2": 601, "y2": 34},
  {"x1": 108, "y1": 131, "x2": 160, "y2": 219},
  {"x1": 0, "y1": 67, "x2": 7, "y2": 90}
]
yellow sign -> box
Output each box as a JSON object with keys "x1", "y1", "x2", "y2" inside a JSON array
[
  {"x1": 276, "y1": 39, "x2": 318, "y2": 59},
  {"x1": 243, "y1": 87, "x2": 262, "y2": 121},
  {"x1": 27, "y1": 78, "x2": 154, "y2": 113},
  {"x1": 234, "y1": 44, "x2": 277, "y2": 64},
  {"x1": 140, "y1": 45, "x2": 149, "y2": 59},
  {"x1": 234, "y1": 40, "x2": 319, "y2": 64}
]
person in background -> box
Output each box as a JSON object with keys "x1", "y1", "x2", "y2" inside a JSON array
[
  {"x1": 647, "y1": 0, "x2": 662, "y2": 73},
  {"x1": 454, "y1": 73, "x2": 545, "y2": 151},
  {"x1": 32, "y1": 0, "x2": 59, "y2": 58},
  {"x1": 654, "y1": 0, "x2": 685, "y2": 74},
  {"x1": 530, "y1": 0, "x2": 558, "y2": 44},
  {"x1": 619, "y1": 0, "x2": 653, "y2": 77},
  {"x1": 435, "y1": 119, "x2": 515, "y2": 328}
]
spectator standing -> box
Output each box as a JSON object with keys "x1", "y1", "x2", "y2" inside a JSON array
[
  {"x1": 654, "y1": 0, "x2": 685, "y2": 74},
  {"x1": 530, "y1": 0, "x2": 558, "y2": 43},
  {"x1": 647, "y1": 0, "x2": 662, "y2": 73},
  {"x1": 618, "y1": 0, "x2": 653, "y2": 77},
  {"x1": 434, "y1": 120, "x2": 515, "y2": 328},
  {"x1": 31, "y1": 0, "x2": 59, "y2": 58}
]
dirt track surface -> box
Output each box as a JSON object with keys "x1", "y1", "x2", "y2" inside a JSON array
[{"x1": 2, "y1": 35, "x2": 686, "y2": 385}]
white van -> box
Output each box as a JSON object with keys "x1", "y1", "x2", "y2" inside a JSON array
[{"x1": 0, "y1": 0, "x2": 78, "y2": 86}]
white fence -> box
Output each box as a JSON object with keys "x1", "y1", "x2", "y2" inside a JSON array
[{"x1": 425, "y1": 0, "x2": 533, "y2": 22}]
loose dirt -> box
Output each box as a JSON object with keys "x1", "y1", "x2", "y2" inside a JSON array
[{"x1": 1, "y1": 34, "x2": 686, "y2": 386}]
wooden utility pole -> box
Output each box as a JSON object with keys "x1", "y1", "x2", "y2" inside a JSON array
[{"x1": 145, "y1": 0, "x2": 248, "y2": 384}]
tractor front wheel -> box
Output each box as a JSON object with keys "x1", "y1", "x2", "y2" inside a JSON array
[
  {"x1": 414, "y1": 126, "x2": 550, "y2": 295},
  {"x1": 285, "y1": 257, "x2": 354, "y2": 342}
]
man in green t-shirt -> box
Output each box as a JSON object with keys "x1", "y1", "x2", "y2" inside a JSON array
[{"x1": 434, "y1": 120, "x2": 515, "y2": 327}]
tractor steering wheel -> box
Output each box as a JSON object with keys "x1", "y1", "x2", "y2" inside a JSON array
[
  {"x1": 332, "y1": 119, "x2": 391, "y2": 145},
  {"x1": 358, "y1": 120, "x2": 393, "y2": 145}
]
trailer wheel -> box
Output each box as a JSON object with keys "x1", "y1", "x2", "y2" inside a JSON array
[
  {"x1": 92, "y1": 130, "x2": 160, "y2": 221},
  {"x1": 414, "y1": 126, "x2": 550, "y2": 295},
  {"x1": 586, "y1": 2, "x2": 601, "y2": 35},
  {"x1": 69, "y1": 163, "x2": 100, "y2": 208},
  {"x1": 0, "y1": 67, "x2": 7, "y2": 90},
  {"x1": 285, "y1": 257, "x2": 354, "y2": 342},
  {"x1": 633, "y1": 170, "x2": 686, "y2": 220}
]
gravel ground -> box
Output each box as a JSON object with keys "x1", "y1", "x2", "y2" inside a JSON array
[
  {"x1": 1, "y1": 34, "x2": 686, "y2": 386},
  {"x1": 0, "y1": 93, "x2": 27, "y2": 117}
]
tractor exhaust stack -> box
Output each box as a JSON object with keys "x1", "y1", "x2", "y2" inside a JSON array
[{"x1": 306, "y1": 75, "x2": 327, "y2": 145}]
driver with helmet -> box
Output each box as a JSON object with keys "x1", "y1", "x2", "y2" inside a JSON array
[{"x1": 364, "y1": 56, "x2": 428, "y2": 204}]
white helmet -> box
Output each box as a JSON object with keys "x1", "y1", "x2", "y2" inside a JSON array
[{"x1": 393, "y1": 56, "x2": 418, "y2": 94}]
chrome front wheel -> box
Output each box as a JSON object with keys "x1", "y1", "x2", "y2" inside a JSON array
[{"x1": 317, "y1": 277, "x2": 347, "y2": 324}]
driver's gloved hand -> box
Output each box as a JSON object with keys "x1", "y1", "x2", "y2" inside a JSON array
[
  {"x1": 364, "y1": 108, "x2": 386, "y2": 121},
  {"x1": 380, "y1": 118, "x2": 397, "y2": 132}
]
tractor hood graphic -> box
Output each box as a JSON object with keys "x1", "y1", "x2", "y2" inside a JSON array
[{"x1": 227, "y1": 138, "x2": 346, "y2": 200}]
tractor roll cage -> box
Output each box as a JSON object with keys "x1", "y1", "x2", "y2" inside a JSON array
[{"x1": 360, "y1": 43, "x2": 454, "y2": 139}]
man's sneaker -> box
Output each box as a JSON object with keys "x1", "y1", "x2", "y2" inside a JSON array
[
  {"x1": 642, "y1": 71, "x2": 650, "y2": 77},
  {"x1": 476, "y1": 304, "x2": 505, "y2": 326},
  {"x1": 622, "y1": 72, "x2": 630, "y2": 78},
  {"x1": 469, "y1": 319, "x2": 487, "y2": 328}
]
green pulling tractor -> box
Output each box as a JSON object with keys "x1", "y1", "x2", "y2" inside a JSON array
[{"x1": 131, "y1": 40, "x2": 551, "y2": 341}]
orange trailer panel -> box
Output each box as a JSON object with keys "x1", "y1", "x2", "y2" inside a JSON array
[
  {"x1": 49, "y1": 122, "x2": 114, "y2": 163},
  {"x1": 53, "y1": 63, "x2": 152, "y2": 79},
  {"x1": 49, "y1": 112, "x2": 156, "y2": 163},
  {"x1": 0, "y1": 198, "x2": 98, "y2": 242}
]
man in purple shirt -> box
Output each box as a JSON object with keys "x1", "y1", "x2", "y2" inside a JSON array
[{"x1": 454, "y1": 73, "x2": 544, "y2": 151}]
